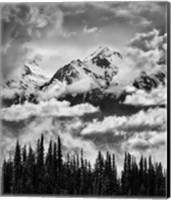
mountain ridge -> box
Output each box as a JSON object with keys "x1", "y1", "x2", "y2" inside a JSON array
[{"x1": 2, "y1": 46, "x2": 166, "y2": 107}]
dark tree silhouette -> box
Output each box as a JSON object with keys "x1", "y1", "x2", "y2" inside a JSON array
[{"x1": 2, "y1": 135, "x2": 167, "y2": 196}]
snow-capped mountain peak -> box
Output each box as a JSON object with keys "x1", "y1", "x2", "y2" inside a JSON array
[
  {"x1": 24, "y1": 60, "x2": 50, "y2": 80},
  {"x1": 83, "y1": 47, "x2": 121, "y2": 81},
  {"x1": 2, "y1": 59, "x2": 50, "y2": 107},
  {"x1": 2, "y1": 45, "x2": 166, "y2": 108},
  {"x1": 84, "y1": 46, "x2": 122, "y2": 63}
]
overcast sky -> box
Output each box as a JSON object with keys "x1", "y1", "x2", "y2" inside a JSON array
[{"x1": 2, "y1": 2, "x2": 167, "y2": 76}]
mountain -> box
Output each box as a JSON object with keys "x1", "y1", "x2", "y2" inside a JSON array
[
  {"x1": 39, "y1": 47, "x2": 133, "y2": 106},
  {"x1": 41, "y1": 47, "x2": 122, "y2": 93},
  {"x1": 2, "y1": 59, "x2": 50, "y2": 107},
  {"x1": 133, "y1": 71, "x2": 165, "y2": 91},
  {"x1": 2, "y1": 46, "x2": 166, "y2": 107}
]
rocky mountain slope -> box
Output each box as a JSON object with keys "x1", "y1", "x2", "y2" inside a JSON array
[
  {"x1": 2, "y1": 46, "x2": 166, "y2": 107},
  {"x1": 2, "y1": 60, "x2": 50, "y2": 106}
]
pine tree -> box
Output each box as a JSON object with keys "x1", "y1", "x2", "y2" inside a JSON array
[
  {"x1": 13, "y1": 140, "x2": 22, "y2": 193},
  {"x1": 80, "y1": 149, "x2": 85, "y2": 194},
  {"x1": 52, "y1": 142, "x2": 58, "y2": 193},
  {"x1": 121, "y1": 153, "x2": 132, "y2": 195},
  {"x1": 155, "y1": 162, "x2": 166, "y2": 196},
  {"x1": 26, "y1": 145, "x2": 35, "y2": 193},
  {"x1": 37, "y1": 134, "x2": 45, "y2": 193},
  {"x1": 148, "y1": 156, "x2": 156, "y2": 195},
  {"x1": 21, "y1": 145, "x2": 27, "y2": 193},
  {"x1": 94, "y1": 151, "x2": 104, "y2": 195},
  {"x1": 45, "y1": 140, "x2": 53, "y2": 194},
  {"x1": 130, "y1": 157, "x2": 139, "y2": 195},
  {"x1": 3, "y1": 159, "x2": 13, "y2": 194},
  {"x1": 2, "y1": 135, "x2": 167, "y2": 197},
  {"x1": 57, "y1": 136, "x2": 63, "y2": 194},
  {"x1": 111, "y1": 154, "x2": 118, "y2": 194},
  {"x1": 57, "y1": 136, "x2": 62, "y2": 171}
]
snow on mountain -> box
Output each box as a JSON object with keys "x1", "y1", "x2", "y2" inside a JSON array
[
  {"x1": 42, "y1": 47, "x2": 122, "y2": 96},
  {"x1": 84, "y1": 46, "x2": 121, "y2": 81},
  {"x1": 2, "y1": 46, "x2": 166, "y2": 107},
  {"x1": 51, "y1": 59, "x2": 90, "y2": 84},
  {"x1": 84, "y1": 46, "x2": 122, "y2": 63},
  {"x1": 2, "y1": 59, "x2": 50, "y2": 106},
  {"x1": 34, "y1": 46, "x2": 166, "y2": 106},
  {"x1": 133, "y1": 71, "x2": 166, "y2": 92},
  {"x1": 24, "y1": 59, "x2": 50, "y2": 86}
]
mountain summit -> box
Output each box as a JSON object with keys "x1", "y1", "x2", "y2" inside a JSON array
[
  {"x1": 84, "y1": 46, "x2": 122, "y2": 63},
  {"x1": 2, "y1": 46, "x2": 166, "y2": 107},
  {"x1": 2, "y1": 59, "x2": 49, "y2": 106},
  {"x1": 42, "y1": 47, "x2": 122, "y2": 92}
]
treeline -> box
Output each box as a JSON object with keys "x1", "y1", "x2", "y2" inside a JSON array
[{"x1": 2, "y1": 134, "x2": 166, "y2": 196}]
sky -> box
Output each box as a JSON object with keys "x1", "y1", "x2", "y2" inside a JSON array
[{"x1": 1, "y1": 1, "x2": 167, "y2": 76}]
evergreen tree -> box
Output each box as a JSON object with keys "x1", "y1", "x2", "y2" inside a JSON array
[
  {"x1": 21, "y1": 145, "x2": 27, "y2": 193},
  {"x1": 111, "y1": 154, "x2": 118, "y2": 194},
  {"x1": 94, "y1": 151, "x2": 104, "y2": 195},
  {"x1": 45, "y1": 140, "x2": 53, "y2": 193},
  {"x1": 121, "y1": 153, "x2": 132, "y2": 195},
  {"x1": 26, "y1": 145, "x2": 35, "y2": 193},
  {"x1": 2, "y1": 134, "x2": 167, "y2": 197},
  {"x1": 37, "y1": 134, "x2": 45, "y2": 193},
  {"x1": 57, "y1": 136, "x2": 63, "y2": 193},
  {"x1": 148, "y1": 156, "x2": 156, "y2": 195},
  {"x1": 13, "y1": 140, "x2": 22, "y2": 193},
  {"x1": 52, "y1": 142, "x2": 58, "y2": 193},
  {"x1": 3, "y1": 159, "x2": 13, "y2": 193},
  {"x1": 155, "y1": 162, "x2": 166, "y2": 196}
]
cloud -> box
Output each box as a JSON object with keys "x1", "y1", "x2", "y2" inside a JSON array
[
  {"x1": 106, "y1": 29, "x2": 166, "y2": 96},
  {"x1": 1, "y1": 4, "x2": 65, "y2": 77},
  {"x1": 83, "y1": 25, "x2": 100, "y2": 34},
  {"x1": 88, "y1": 1, "x2": 165, "y2": 30},
  {"x1": 81, "y1": 108, "x2": 166, "y2": 135},
  {"x1": 66, "y1": 77, "x2": 98, "y2": 94},
  {"x1": 2, "y1": 110, "x2": 98, "y2": 164},
  {"x1": 38, "y1": 80, "x2": 66, "y2": 101},
  {"x1": 128, "y1": 29, "x2": 166, "y2": 52},
  {"x1": 63, "y1": 32, "x2": 77, "y2": 38},
  {"x1": 126, "y1": 137, "x2": 150, "y2": 151},
  {"x1": 122, "y1": 130, "x2": 166, "y2": 152},
  {"x1": 124, "y1": 85, "x2": 166, "y2": 106},
  {"x1": 114, "y1": 8, "x2": 152, "y2": 27},
  {"x1": 1, "y1": 2, "x2": 166, "y2": 79},
  {"x1": 1, "y1": 99, "x2": 99, "y2": 121},
  {"x1": 80, "y1": 107, "x2": 166, "y2": 167}
]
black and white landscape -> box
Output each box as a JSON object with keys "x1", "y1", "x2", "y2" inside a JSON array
[{"x1": 1, "y1": 2, "x2": 167, "y2": 196}]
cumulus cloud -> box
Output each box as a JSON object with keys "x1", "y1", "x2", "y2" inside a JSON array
[
  {"x1": 2, "y1": 111, "x2": 98, "y2": 164},
  {"x1": 38, "y1": 80, "x2": 66, "y2": 101},
  {"x1": 66, "y1": 77, "x2": 98, "y2": 94},
  {"x1": 122, "y1": 130, "x2": 166, "y2": 155},
  {"x1": 80, "y1": 107, "x2": 166, "y2": 168},
  {"x1": 83, "y1": 25, "x2": 100, "y2": 34},
  {"x1": 107, "y1": 29, "x2": 166, "y2": 98},
  {"x1": 124, "y1": 85, "x2": 166, "y2": 106},
  {"x1": 81, "y1": 108, "x2": 166, "y2": 135},
  {"x1": 125, "y1": 136, "x2": 150, "y2": 150},
  {"x1": 2, "y1": 104, "x2": 166, "y2": 170},
  {"x1": 128, "y1": 29, "x2": 166, "y2": 52},
  {"x1": 1, "y1": 99, "x2": 99, "y2": 121}
]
